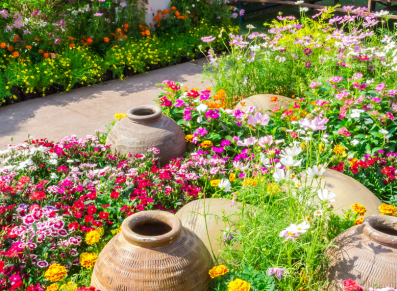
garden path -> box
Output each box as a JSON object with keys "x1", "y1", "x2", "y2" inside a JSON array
[{"x1": 0, "y1": 59, "x2": 209, "y2": 149}]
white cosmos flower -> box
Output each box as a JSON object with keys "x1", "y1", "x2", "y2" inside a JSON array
[
  {"x1": 293, "y1": 179, "x2": 302, "y2": 189},
  {"x1": 314, "y1": 210, "x2": 323, "y2": 216},
  {"x1": 295, "y1": 0, "x2": 304, "y2": 4},
  {"x1": 196, "y1": 104, "x2": 208, "y2": 113},
  {"x1": 307, "y1": 164, "x2": 326, "y2": 178},
  {"x1": 273, "y1": 168, "x2": 290, "y2": 182},
  {"x1": 233, "y1": 161, "x2": 250, "y2": 171},
  {"x1": 280, "y1": 156, "x2": 302, "y2": 168},
  {"x1": 318, "y1": 189, "x2": 336, "y2": 202},
  {"x1": 280, "y1": 145, "x2": 302, "y2": 158},
  {"x1": 259, "y1": 153, "x2": 270, "y2": 166},
  {"x1": 218, "y1": 179, "x2": 231, "y2": 192},
  {"x1": 286, "y1": 221, "x2": 310, "y2": 234},
  {"x1": 246, "y1": 24, "x2": 256, "y2": 29}
]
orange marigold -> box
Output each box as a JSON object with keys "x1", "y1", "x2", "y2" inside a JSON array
[
  {"x1": 209, "y1": 265, "x2": 229, "y2": 278},
  {"x1": 141, "y1": 31, "x2": 145, "y2": 36},
  {"x1": 123, "y1": 23, "x2": 129, "y2": 29},
  {"x1": 145, "y1": 30, "x2": 150, "y2": 36},
  {"x1": 25, "y1": 45, "x2": 32, "y2": 49},
  {"x1": 351, "y1": 203, "x2": 367, "y2": 216},
  {"x1": 0, "y1": 42, "x2": 6, "y2": 49},
  {"x1": 34, "y1": 37, "x2": 40, "y2": 41},
  {"x1": 69, "y1": 43, "x2": 75, "y2": 48},
  {"x1": 171, "y1": 6, "x2": 177, "y2": 10},
  {"x1": 104, "y1": 37, "x2": 109, "y2": 43},
  {"x1": 43, "y1": 52, "x2": 50, "y2": 58},
  {"x1": 7, "y1": 45, "x2": 14, "y2": 52},
  {"x1": 175, "y1": 11, "x2": 180, "y2": 17},
  {"x1": 12, "y1": 51, "x2": 19, "y2": 58},
  {"x1": 86, "y1": 38, "x2": 93, "y2": 44}
]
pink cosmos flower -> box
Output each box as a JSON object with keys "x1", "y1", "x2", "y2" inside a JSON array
[
  {"x1": 247, "y1": 112, "x2": 270, "y2": 126},
  {"x1": 201, "y1": 36, "x2": 216, "y2": 43},
  {"x1": 258, "y1": 135, "x2": 273, "y2": 147},
  {"x1": 338, "y1": 127, "x2": 351, "y2": 137},
  {"x1": 237, "y1": 137, "x2": 258, "y2": 147},
  {"x1": 299, "y1": 116, "x2": 328, "y2": 131}
]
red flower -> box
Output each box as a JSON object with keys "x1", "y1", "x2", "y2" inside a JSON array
[
  {"x1": 99, "y1": 212, "x2": 109, "y2": 220},
  {"x1": 343, "y1": 279, "x2": 363, "y2": 291},
  {"x1": 110, "y1": 191, "x2": 119, "y2": 199},
  {"x1": 10, "y1": 280, "x2": 23, "y2": 291},
  {"x1": 84, "y1": 215, "x2": 94, "y2": 222},
  {"x1": 74, "y1": 199, "x2": 85, "y2": 209},
  {"x1": 30, "y1": 191, "x2": 46, "y2": 200},
  {"x1": 92, "y1": 220, "x2": 103, "y2": 227},
  {"x1": 68, "y1": 222, "x2": 79, "y2": 230},
  {"x1": 0, "y1": 260, "x2": 4, "y2": 272},
  {"x1": 87, "y1": 205, "x2": 97, "y2": 215}
]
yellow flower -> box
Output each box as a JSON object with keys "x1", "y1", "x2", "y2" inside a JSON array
[
  {"x1": 355, "y1": 217, "x2": 364, "y2": 225},
  {"x1": 267, "y1": 183, "x2": 280, "y2": 195},
  {"x1": 333, "y1": 145, "x2": 346, "y2": 156},
  {"x1": 301, "y1": 142, "x2": 307, "y2": 149},
  {"x1": 349, "y1": 158, "x2": 358, "y2": 167},
  {"x1": 242, "y1": 178, "x2": 257, "y2": 187},
  {"x1": 228, "y1": 278, "x2": 251, "y2": 291},
  {"x1": 210, "y1": 179, "x2": 221, "y2": 187},
  {"x1": 185, "y1": 134, "x2": 194, "y2": 142},
  {"x1": 229, "y1": 173, "x2": 236, "y2": 182},
  {"x1": 44, "y1": 264, "x2": 67, "y2": 282},
  {"x1": 318, "y1": 143, "x2": 325, "y2": 153},
  {"x1": 85, "y1": 230, "x2": 101, "y2": 245},
  {"x1": 201, "y1": 140, "x2": 213, "y2": 148},
  {"x1": 379, "y1": 203, "x2": 397, "y2": 216},
  {"x1": 46, "y1": 284, "x2": 59, "y2": 291},
  {"x1": 351, "y1": 203, "x2": 367, "y2": 216},
  {"x1": 60, "y1": 282, "x2": 77, "y2": 291},
  {"x1": 80, "y1": 253, "x2": 98, "y2": 269},
  {"x1": 114, "y1": 113, "x2": 127, "y2": 120},
  {"x1": 209, "y1": 265, "x2": 229, "y2": 278}
]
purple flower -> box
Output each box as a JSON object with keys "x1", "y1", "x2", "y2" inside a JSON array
[
  {"x1": 54, "y1": 38, "x2": 61, "y2": 45},
  {"x1": 239, "y1": 9, "x2": 245, "y2": 16},
  {"x1": 221, "y1": 140, "x2": 231, "y2": 146},
  {"x1": 232, "y1": 13, "x2": 238, "y2": 18},
  {"x1": 94, "y1": 13, "x2": 103, "y2": 17},
  {"x1": 305, "y1": 60, "x2": 312, "y2": 68},
  {"x1": 303, "y1": 48, "x2": 312, "y2": 55},
  {"x1": 201, "y1": 36, "x2": 216, "y2": 43},
  {"x1": 195, "y1": 127, "x2": 208, "y2": 137},
  {"x1": 268, "y1": 268, "x2": 285, "y2": 281},
  {"x1": 212, "y1": 147, "x2": 224, "y2": 153},
  {"x1": 0, "y1": 10, "x2": 8, "y2": 19}
]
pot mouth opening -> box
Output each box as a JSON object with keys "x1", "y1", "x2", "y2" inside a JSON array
[
  {"x1": 372, "y1": 223, "x2": 397, "y2": 236},
  {"x1": 131, "y1": 108, "x2": 156, "y2": 116},
  {"x1": 131, "y1": 218, "x2": 172, "y2": 236}
]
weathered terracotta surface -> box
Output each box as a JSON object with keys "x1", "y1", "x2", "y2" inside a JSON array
[
  {"x1": 326, "y1": 215, "x2": 397, "y2": 290},
  {"x1": 306, "y1": 169, "x2": 381, "y2": 217},
  {"x1": 106, "y1": 105, "x2": 186, "y2": 165},
  {"x1": 235, "y1": 94, "x2": 292, "y2": 113},
  {"x1": 91, "y1": 211, "x2": 213, "y2": 291},
  {"x1": 176, "y1": 198, "x2": 249, "y2": 259}
]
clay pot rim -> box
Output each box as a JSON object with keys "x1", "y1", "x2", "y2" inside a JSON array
[
  {"x1": 127, "y1": 105, "x2": 162, "y2": 123},
  {"x1": 122, "y1": 210, "x2": 182, "y2": 248},
  {"x1": 363, "y1": 215, "x2": 397, "y2": 248}
]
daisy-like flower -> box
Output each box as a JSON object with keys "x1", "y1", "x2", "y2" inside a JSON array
[
  {"x1": 318, "y1": 189, "x2": 336, "y2": 203},
  {"x1": 314, "y1": 209, "x2": 323, "y2": 216},
  {"x1": 280, "y1": 156, "x2": 302, "y2": 168},
  {"x1": 306, "y1": 164, "x2": 326, "y2": 178},
  {"x1": 280, "y1": 145, "x2": 302, "y2": 158},
  {"x1": 273, "y1": 168, "x2": 290, "y2": 182},
  {"x1": 233, "y1": 161, "x2": 250, "y2": 171},
  {"x1": 218, "y1": 179, "x2": 231, "y2": 192}
]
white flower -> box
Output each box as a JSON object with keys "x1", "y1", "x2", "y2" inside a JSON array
[
  {"x1": 51, "y1": 173, "x2": 59, "y2": 179},
  {"x1": 293, "y1": 179, "x2": 302, "y2": 189},
  {"x1": 50, "y1": 153, "x2": 58, "y2": 159},
  {"x1": 351, "y1": 139, "x2": 360, "y2": 146},
  {"x1": 295, "y1": 0, "x2": 304, "y2": 4},
  {"x1": 379, "y1": 129, "x2": 389, "y2": 135},
  {"x1": 273, "y1": 168, "x2": 290, "y2": 182},
  {"x1": 300, "y1": 7, "x2": 309, "y2": 12},
  {"x1": 196, "y1": 104, "x2": 208, "y2": 113},
  {"x1": 233, "y1": 161, "x2": 250, "y2": 171},
  {"x1": 307, "y1": 164, "x2": 326, "y2": 178},
  {"x1": 259, "y1": 153, "x2": 270, "y2": 166},
  {"x1": 318, "y1": 189, "x2": 336, "y2": 203},
  {"x1": 364, "y1": 118, "x2": 373, "y2": 124},
  {"x1": 49, "y1": 159, "x2": 58, "y2": 165},
  {"x1": 197, "y1": 116, "x2": 203, "y2": 123},
  {"x1": 246, "y1": 24, "x2": 256, "y2": 29},
  {"x1": 350, "y1": 109, "x2": 364, "y2": 118},
  {"x1": 286, "y1": 221, "x2": 310, "y2": 234},
  {"x1": 250, "y1": 45, "x2": 260, "y2": 52},
  {"x1": 280, "y1": 145, "x2": 302, "y2": 158},
  {"x1": 67, "y1": 159, "x2": 74, "y2": 163},
  {"x1": 314, "y1": 210, "x2": 323, "y2": 216},
  {"x1": 218, "y1": 179, "x2": 231, "y2": 192},
  {"x1": 280, "y1": 156, "x2": 302, "y2": 168}
]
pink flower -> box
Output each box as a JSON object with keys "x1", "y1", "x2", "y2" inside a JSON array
[
  {"x1": 327, "y1": 76, "x2": 343, "y2": 83},
  {"x1": 392, "y1": 103, "x2": 397, "y2": 112},
  {"x1": 205, "y1": 109, "x2": 220, "y2": 119},
  {"x1": 268, "y1": 267, "x2": 285, "y2": 281},
  {"x1": 375, "y1": 83, "x2": 386, "y2": 92},
  {"x1": 338, "y1": 127, "x2": 351, "y2": 137},
  {"x1": 309, "y1": 81, "x2": 322, "y2": 88},
  {"x1": 247, "y1": 112, "x2": 270, "y2": 126},
  {"x1": 37, "y1": 260, "x2": 49, "y2": 268},
  {"x1": 258, "y1": 135, "x2": 273, "y2": 147},
  {"x1": 237, "y1": 137, "x2": 258, "y2": 147},
  {"x1": 371, "y1": 97, "x2": 382, "y2": 103},
  {"x1": 343, "y1": 279, "x2": 363, "y2": 291}
]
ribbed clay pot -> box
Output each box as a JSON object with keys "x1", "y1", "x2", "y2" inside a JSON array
[
  {"x1": 305, "y1": 169, "x2": 381, "y2": 217},
  {"x1": 235, "y1": 94, "x2": 292, "y2": 113},
  {"x1": 326, "y1": 215, "x2": 397, "y2": 290},
  {"x1": 91, "y1": 210, "x2": 213, "y2": 291},
  {"x1": 176, "y1": 198, "x2": 252, "y2": 259},
  {"x1": 106, "y1": 105, "x2": 186, "y2": 165}
]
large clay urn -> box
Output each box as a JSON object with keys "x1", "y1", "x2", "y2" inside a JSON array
[
  {"x1": 235, "y1": 94, "x2": 292, "y2": 113},
  {"x1": 106, "y1": 105, "x2": 186, "y2": 165},
  {"x1": 326, "y1": 215, "x2": 397, "y2": 290},
  {"x1": 91, "y1": 211, "x2": 213, "y2": 291},
  {"x1": 176, "y1": 198, "x2": 251, "y2": 259},
  {"x1": 306, "y1": 169, "x2": 381, "y2": 217}
]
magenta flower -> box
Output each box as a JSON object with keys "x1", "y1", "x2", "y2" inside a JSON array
[
  {"x1": 201, "y1": 36, "x2": 216, "y2": 43},
  {"x1": 221, "y1": 140, "x2": 231, "y2": 146},
  {"x1": 375, "y1": 83, "x2": 386, "y2": 92},
  {"x1": 212, "y1": 147, "x2": 224, "y2": 153},
  {"x1": 352, "y1": 82, "x2": 367, "y2": 91},
  {"x1": 175, "y1": 99, "x2": 185, "y2": 107},
  {"x1": 205, "y1": 109, "x2": 220, "y2": 119},
  {"x1": 268, "y1": 268, "x2": 285, "y2": 281},
  {"x1": 338, "y1": 127, "x2": 351, "y2": 137},
  {"x1": 305, "y1": 60, "x2": 312, "y2": 68},
  {"x1": 371, "y1": 97, "x2": 382, "y2": 103},
  {"x1": 303, "y1": 48, "x2": 312, "y2": 55},
  {"x1": 247, "y1": 112, "x2": 270, "y2": 126},
  {"x1": 309, "y1": 81, "x2": 321, "y2": 88},
  {"x1": 195, "y1": 127, "x2": 208, "y2": 137}
]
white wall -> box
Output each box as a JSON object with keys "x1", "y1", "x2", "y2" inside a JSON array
[{"x1": 145, "y1": 0, "x2": 171, "y2": 27}]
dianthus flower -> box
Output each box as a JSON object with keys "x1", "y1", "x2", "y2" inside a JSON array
[
  {"x1": 228, "y1": 278, "x2": 251, "y2": 291},
  {"x1": 209, "y1": 265, "x2": 229, "y2": 278},
  {"x1": 85, "y1": 230, "x2": 101, "y2": 245},
  {"x1": 44, "y1": 264, "x2": 67, "y2": 282},
  {"x1": 80, "y1": 253, "x2": 98, "y2": 269},
  {"x1": 351, "y1": 203, "x2": 367, "y2": 216}
]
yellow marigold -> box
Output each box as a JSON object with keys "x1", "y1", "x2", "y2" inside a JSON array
[
  {"x1": 209, "y1": 265, "x2": 229, "y2": 278},
  {"x1": 46, "y1": 284, "x2": 59, "y2": 291},
  {"x1": 267, "y1": 183, "x2": 280, "y2": 195},
  {"x1": 85, "y1": 230, "x2": 101, "y2": 245},
  {"x1": 114, "y1": 113, "x2": 126, "y2": 120},
  {"x1": 379, "y1": 203, "x2": 397, "y2": 216},
  {"x1": 80, "y1": 253, "x2": 98, "y2": 269},
  {"x1": 211, "y1": 179, "x2": 221, "y2": 187},
  {"x1": 44, "y1": 264, "x2": 67, "y2": 282},
  {"x1": 301, "y1": 142, "x2": 307, "y2": 149},
  {"x1": 185, "y1": 134, "x2": 194, "y2": 142},
  {"x1": 228, "y1": 278, "x2": 251, "y2": 291},
  {"x1": 351, "y1": 203, "x2": 367, "y2": 216},
  {"x1": 201, "y1": 140, "x2": 213, "y2": 148},
  {"x1": 229, "y1": 173, "x2": 236, "y2": 182},
  {"x1": 333, "y1": 145, "x2": 346, "y2": 155},
  {"x1": 242, "y1": 178, "x2": 257, "y2": 187},
  {"x1": 355, "y1": 217, "x2": 364, "y2": 225},
  {"x1": 349, "y1": 158, "x2": 358, "y2": 167},
  {"x1": 59, "y1": 282, "x2": 77, "y2": 291}
]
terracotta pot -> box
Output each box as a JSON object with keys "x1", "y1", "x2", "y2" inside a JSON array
[
  {"x1": 326, "y1": 215, "x2": 397, "y2": 290},
  {"x1": 235, "y1": 94, "x2": 292, "y2": 113},
  {"x1": 91, "y1": 210, "x2": 213, "y2": 291},
  {"x1": 106, "y1": 105, "x2": 186, "y2": 165},
  {"x1": 176, "y1": 198, "x2": 251, "y2": 259},
  {"x1": 305, "y1": 169, "x2": 381, "y2": 217}
]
